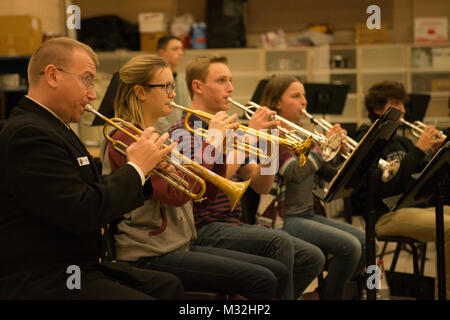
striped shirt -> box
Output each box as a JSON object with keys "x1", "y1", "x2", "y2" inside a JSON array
[{"x1": 169, "y1": 112, "x2": 246, "y2": 229}]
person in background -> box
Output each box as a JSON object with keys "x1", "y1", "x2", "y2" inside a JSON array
[
  {"x1": 351, "y1": 80, "x2": 449, "y2": 299},
  {"x1": 156, "y1": 35, "x2": 192, "y2": 134},
  {"x1": 258, "y1": 75, "x2": 366, "y2": 300},
  {"x1": 0, "y1": 37, "x2": 183, "y2": 300},
  {"x1": 101, "y1": 54, "x2": 289, "y2": 299}
]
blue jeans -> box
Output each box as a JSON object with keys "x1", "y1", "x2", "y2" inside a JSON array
[
  {"x1": 193, "y1": 222, "x2": 325, "y2": 299},
  {"x1": 130, "y1": 245, "x2": 288, "y2": 300},
  {"x1": 282, "y1": 209, "x2": 366, "y2": 300}
]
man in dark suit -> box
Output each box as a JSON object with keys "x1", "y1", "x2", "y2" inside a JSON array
[{"x1": 0, "y1": 37, "x2": 182, "y2": 299}]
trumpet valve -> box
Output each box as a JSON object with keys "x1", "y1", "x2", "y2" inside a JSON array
[{"x1": 321, "y1": 134, "x2": 342, "y2": 162}]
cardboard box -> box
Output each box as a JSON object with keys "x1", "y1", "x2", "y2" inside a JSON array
[
  {"x1": 138, "y1": 12, "x2": 167, "y2": 33},
  {"x1": 414, "y1": 17, "x2": 448, "y2": 44},
  {"x1": 355, "y1": 23, "x2": 388, "y2": 44},
  {"x1": 140, "y1": 32, "x2": 168, "y2": 52},
  {"x1": 0, "y1": 15, "x2": 42, "y2": 56},
  {"x1": 431, "y1": 78, "x2": 450, "y2": 92},
  {"x1": 432, "y1": 47, "x2": 450, "y2": 69}
]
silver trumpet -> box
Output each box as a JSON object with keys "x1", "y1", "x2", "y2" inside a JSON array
[
  {"x1": 229, "y1": 98, "x2": 341, "y2": 162},
  {"x1": 400, "y1": 118, "x2": 447, "y2": 140},
  {"x1": 308, "y1": 115, "x2": 400, "y2": 183}
]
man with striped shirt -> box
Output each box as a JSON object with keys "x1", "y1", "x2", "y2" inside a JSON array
[{"x1": 168, "y1": 55, "x2": 325, "y2": 299}]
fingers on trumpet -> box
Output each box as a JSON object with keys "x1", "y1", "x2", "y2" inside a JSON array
[
  {"x1": 340, "y1": 136, "x2": 350, "y2": 154},
  {"x1": 156, "y1": 160, "x2": 176, "y2": 173},
  {"x1": 425, "y1": 125, "x2": 446, "y2": 141},
  {"x1": 326, "y1": 124, "x2": 351, "y2": 154},
  {"x1": 415, "y1": 125, "x2": 446, "y2": 152},
  {"x1": 127, "y1": 130, "x2": 177, "y2": 176},
  {"x1": 249, "y1": 106, "x2": 280, "y2": 130},
  {"x1": 207, "y1": 112, "x2": 240, "y2": 146},
  {"x1": 210, "y1": 111, "x2": 240, "y2": 133},
  {"x1": 326, "y1": 124, "x2": 343, "y2": 138}
]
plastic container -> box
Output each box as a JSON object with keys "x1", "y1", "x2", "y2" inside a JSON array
[
  {"x1": 191, "y1": 22, "x2": 206, "y2": 49},
  {"x1": 377, "y1": 260, "x2": 391, "y2": 300}
]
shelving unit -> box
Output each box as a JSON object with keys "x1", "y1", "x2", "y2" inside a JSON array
[
  {"x1": 409, "y1": 44, "x2": 450, "y2": 126},
  {"x1": 0, "y1": 55, "x2": 30, "y2": 130},
  {"x1": 42, "y1": 44, "x2": 448, "y2": 145}
]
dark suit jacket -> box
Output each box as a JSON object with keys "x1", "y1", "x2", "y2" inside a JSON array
[{"x1": 0, "y1": 97, "x2": 150, "y2": 298}]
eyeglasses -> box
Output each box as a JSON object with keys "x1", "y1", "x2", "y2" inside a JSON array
[
  {"x1": 39, "y1": 67, "x2": 95, "y2": 89},
  {"x1": 143, "y1": 82, "x2": 176, "y2": 96}
]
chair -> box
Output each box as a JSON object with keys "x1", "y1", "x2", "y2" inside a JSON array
[
  {"x1": 376, "y1": 234, "x2": 427, "y2": 276},
  {"x1": 376, "y1": 235, "x2": 434, "y2": 300},
  {"x1": 240, "y1": 188, "x2": 348, "y2": 299}
]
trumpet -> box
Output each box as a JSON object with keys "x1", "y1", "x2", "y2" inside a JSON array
[
  {"x1": 170, "y1": 101, "x2": 313, "y2": 166},
  {"x1": 232, "y1": 99, "x2": 340, "y2": 162},
  {"x1": 84, "y1": 104, "x2": 250, "y2": 211},
  {"x1": 400, "y1": 118, "x2": 447, "y2": 140},
  {"x1": 341, "y1": 133, "x2": 401, "y2": 183},
  {"x1": 307, "y1": 115, "x2": 400, "y2": 182},
  {"x1": 298, "y1": 109, "x2": 343, "y2": 161}
]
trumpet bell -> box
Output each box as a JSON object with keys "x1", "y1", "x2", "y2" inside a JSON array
[
  {"x1": 380, "y1": 159, "x2": 401, "y2": 183},
  {"x1": 227, "y1": 179, "x2": 251, "y2": 211},
  {"x1": 184, "y1": 162, "x2": 251, "y2": 211},
  {"x1": 321, "y1": 134, "x2": 341, "y2": 162}
]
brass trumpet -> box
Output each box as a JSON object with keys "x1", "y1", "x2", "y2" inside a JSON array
[
  {"x1": 341, "y1": 133, "x2": 400, "y2": 183},
  {"x1": 170, "y1": 101, "x2": 312, "y2": 166},
  {"x1": 307, "y1": 115, "x2": 400, "y2": 182},
  {"x1": 231, "y1": 99, "x2": 339, "y2": 161},
  {"x1": 401, "y1": 118, "x2": 447, "y2": 140},
  {"x1": 301, "y1": 109, "x2": 343, "y2": 162},
  {"x1": 84, "y1": 104, "x2": 250, "y2": 211}
]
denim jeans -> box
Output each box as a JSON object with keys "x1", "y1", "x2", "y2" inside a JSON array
[
  {"x1": 192, "y1": 222, "x2": 325, "y2": 299},
  {"x1": 130, "y1": 245, "x2": 289, "y2": 300},
  {"x1": 283, "y1": 209, "x2": 366, "y2": 300}
]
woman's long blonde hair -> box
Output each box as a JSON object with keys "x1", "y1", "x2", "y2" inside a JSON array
[{"x1": 114, "y1": 54, "x2": 168, "y2": 128}]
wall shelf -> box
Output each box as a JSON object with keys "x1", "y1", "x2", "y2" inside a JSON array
[{"x1": 76, "y1": 44, "x2": 449, "y2": 144}]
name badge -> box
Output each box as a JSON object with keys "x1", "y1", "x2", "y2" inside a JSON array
[{"x1": 77, "y1": 156, "x2": 90, "y2": 166}]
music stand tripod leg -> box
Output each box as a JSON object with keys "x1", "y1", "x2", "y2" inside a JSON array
[
  {"x1": 436, "y1": 175, "x2": 447, "y2": 300},
  {"x1": 365, "y1": 163, "x2": 380, "y2": 300}
]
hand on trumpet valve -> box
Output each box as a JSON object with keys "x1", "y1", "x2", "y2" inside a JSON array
[
  {"x1": 326, "y1": 124, "x2": 350, "y2": 154},
  {"x1": 415, "y1": 125, "x2": 446, "y2": 153},
  {"x1": 126, "y1": 129, "x2": 177, "y2": 176},
  {"x1": 206, "y1": 111, "x2": 240, "y2": 147},
  {"x1": 155, "y1": 160, "x2": 175, "y2": 173},
  {"x1": 248, "y1": 106, "x2": 280, "y2": 130}
]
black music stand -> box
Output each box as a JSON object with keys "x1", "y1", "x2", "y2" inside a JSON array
[
  {"x1": 404, "y1": 93, "x2": 430, "y2": 123},
  {"x1": 313, "y1": 107, "x2": 402, "y2": 300},
  {"x1": 383, "y1": 141, "x2": 450, "y2": 300},
  {"x1": 250, "y1": 79, "x2": 270, "y2": 105},
  {"x1": 303, "y1": 83, "x2": 350, "y2": 115},
  {"x1": 250, "y1": 81, "x2": 350, "y2": 116},
  {"x1": 92, "y1": 72, "x2": 120, "y2": 126}
]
